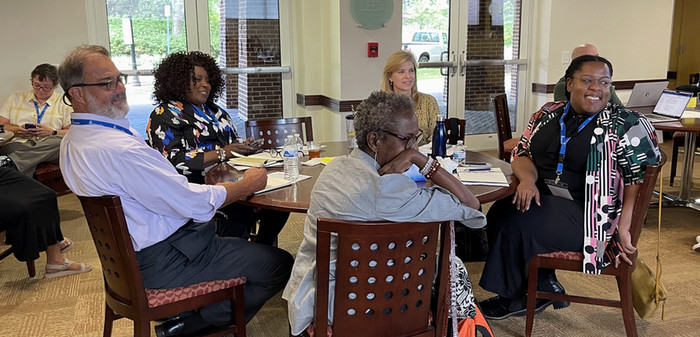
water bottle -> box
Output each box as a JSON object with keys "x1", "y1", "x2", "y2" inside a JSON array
[
  {"x1": 283, "y1": 135, "x2": 299, "y2": 181},
  {"x1": 453, "y1": 140, "x2": 466, "y2": 164},
  {"x1": 293, "y1": 133, "x2": 303, "y2": 170},
  {"x1": 294, "y1": 133, "x2": 303, "y2": 152},
  {"x1": 431, "y1": 115, "x2": 447, "y2": 158}
]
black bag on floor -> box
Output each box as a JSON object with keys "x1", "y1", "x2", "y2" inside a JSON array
[{"x1": 454, "y1": 224, "x2": 489, "y2": 262}]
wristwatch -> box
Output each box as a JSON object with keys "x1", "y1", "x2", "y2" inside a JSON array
[{"x1": 51, "y1": 129, "x2": 57, "y2": 135}]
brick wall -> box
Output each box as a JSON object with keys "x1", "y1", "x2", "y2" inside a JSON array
[
  {"x1": 219, "y1": 0, "x2": 282, "y2": 120},
  {"x1": 464, "y1": 0, "x2": 506, "y2": 111}
]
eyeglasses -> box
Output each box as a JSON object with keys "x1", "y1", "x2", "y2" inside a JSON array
[
  {"x1": 574, "y1": 76, "x2": 612, "y2": 89},
  {"x1": 71, "y1": 74, "x2": 127, "y2": 91},
  {"x1": 265, "y1": 147, "x2": 305, "y2": 158},
  {"x1": 31, "y1": 82, "x2": 54, "y2": 91},
  {"x1": 380, "y1": 129, "x2": 424, "y2": 149}
]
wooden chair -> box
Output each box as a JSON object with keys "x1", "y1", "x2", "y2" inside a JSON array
[
  {"x1": 34, "y1": 163, "x2": 71, "y2": 196},
  {"x1": 669, "y1": 132, "x2": 699, "y2": 186},
  {"x1": 315, "y1": 218, "x2": 451, "y2": 337},
  {"x1": 0, "y1": 226, "x2": 36, "y2": 277},
  {"x1": 525, "y1": 155, "x2": 666, "y2": 337},
  {"x1": 245, "y1": 117, "x2": 313, "y2": 149},
  {"x1": 493, "y1": 94, "x2": 518, "y2": 162},
  {"x1": 690, "y1": 72, "x2": 699, "y2": 86},
  {"x1": 444, "y1": 118, "x2": 465, "y2": 145},
  {"x1": 78, "y1": 195, "x2": 247, "y2": 337}
]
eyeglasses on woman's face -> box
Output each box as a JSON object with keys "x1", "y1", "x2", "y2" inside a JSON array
[
  {"x1": 380, "y1": 128, "x2": 424, "y2": 149},
  {"x1": 31, "y1": 82, "x2": 54, "y2": 91},
  {"x1": 573, "y1": 76, "x2": 612, "y2": 89}
]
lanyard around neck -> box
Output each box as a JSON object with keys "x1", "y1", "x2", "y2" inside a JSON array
[
  {"x1": 33, "y1": 101, "x2": 49, "y2": 124},
  {"x1": 71, "y1": 118, "x2": 133, "y2": 136},
  {"x1": 555, "y1": 102, "x2": 597, "y2": 182}
]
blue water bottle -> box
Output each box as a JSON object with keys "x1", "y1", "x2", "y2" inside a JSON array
[{"x1": 431, "y1": 115, "x2": 447, "y2": 158}]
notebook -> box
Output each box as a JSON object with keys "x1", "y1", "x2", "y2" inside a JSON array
[
  {"x1": 626, "y1": 81, "x2": 669, "y2": 108},
  {"x1": 644, "y1": 90, "x2": 693, "y2": 123}
]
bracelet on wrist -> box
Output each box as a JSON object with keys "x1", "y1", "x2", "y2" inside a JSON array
[
  {"x1": 425, "y1": 161, "x2": 441, "y2": 180},
  {"x1": 218, "y1": 149, "x2": 226, "y2": 162},
  {"x1": 420, "y1": 157, "x2": 434, "y2": 176}
]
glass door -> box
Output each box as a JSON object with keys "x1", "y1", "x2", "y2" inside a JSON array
[
  {"x1": 94, "y1": 0, "x2": 289, "y2": 138},
  {"x1": 403, "y1": 0, "x2": 526, "y2": 150}
]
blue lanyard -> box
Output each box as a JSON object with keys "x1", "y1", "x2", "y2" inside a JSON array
[
  {"x1": 71, "y1": 118, "x2": 133, "y2": 136},
  {"x1": 555, "y1": 102, "x2": 597, "y2": 182},
  {"x1": 190, "y1": 103, "x2": 219, "y2": 128},
  {"x1": 33, "y1": 101, "x2": 49, "y2": 124}
]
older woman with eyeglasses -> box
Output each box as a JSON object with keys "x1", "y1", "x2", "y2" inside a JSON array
[
  {"x1": 283, "y1": 91, "x2": 485, "y2": 337},
  {"x1": 0, "y1": 64, "x2": 72, "y2": 176},
  {"x1": 147, "y1": 51, "x2": 288, "y2": 244},
  {"x1": 478, "y1": 55, "x2": 661, "y2": 320}
]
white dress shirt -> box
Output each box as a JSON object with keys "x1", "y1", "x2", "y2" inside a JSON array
[{"x1": 60, "y1": 113, "x2": 227, "y2": 251}]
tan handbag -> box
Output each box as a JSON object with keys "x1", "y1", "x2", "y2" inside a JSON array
[{"x1": 631, "y1": 168, "x2": 667, "y2": 319}]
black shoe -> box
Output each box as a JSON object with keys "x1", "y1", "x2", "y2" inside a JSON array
[
  {"x1": 155, "y1": 317, "x2": 186, "y2": 337},
  {"x1": 480, "y1": 295, "x2": 566, "y2": 320},
  {"x1": 538, "y1": 273, "x2": 570, "y2": 309},
  {"x1": 155, "y1": 317, "x2": 190, "y2": 337},
  {"x1": 155, "y1": 316, "x2": 221, "y2": 337},
  {"x1": 479, "y1": 296, "x2": 525, "y2": 320}
]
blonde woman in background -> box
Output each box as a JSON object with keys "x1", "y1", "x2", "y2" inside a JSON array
[{"x1": 381, "y1": 50, "x2": 439, "y2": 145}]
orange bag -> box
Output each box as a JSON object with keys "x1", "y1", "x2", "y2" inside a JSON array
[{"x1": 458, "y1": 305, "x2": 493, "y2": 337}]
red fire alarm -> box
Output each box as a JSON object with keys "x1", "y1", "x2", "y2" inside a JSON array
[{"x1": 367, "y1": 42, "x2": 378, "y2": 58}]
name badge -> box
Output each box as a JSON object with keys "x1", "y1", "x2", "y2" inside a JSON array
[{"x1": 544, "y1": 178, "x2": 574, "y2": 200}]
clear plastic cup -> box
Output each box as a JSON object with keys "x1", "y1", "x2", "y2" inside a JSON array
[{"x1": 308, "y1": 141, "x2": 321, "y2": 158}]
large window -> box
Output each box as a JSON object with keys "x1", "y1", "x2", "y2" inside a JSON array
[
  {"x1": 105, "y1": 0, "x2": 187, "y2": 135},
  {"x1": 403, "y1": 0, "x2": 527, "y2": 149},
  {"x1": 96, "y1": 0, "x2": 287, "y2": 138}
]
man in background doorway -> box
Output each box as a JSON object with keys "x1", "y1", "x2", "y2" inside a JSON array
[{"x1": 553, "y1": 43, "x2": 623, "y2": 106}]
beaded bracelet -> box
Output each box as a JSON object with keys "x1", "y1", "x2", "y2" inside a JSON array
[
  {"x1": 425, "y1": 161, "x2": 441, "y2": 180},
  {"x1": 422, "y1": 159, "x2": 436, "y2": 179},
  {"x1": 422, "y1": 158, "x2": 437, "y2": 178},
  {"x1": 420, "y1": 157, "x2": 434, "y2": 176},
  {"x1": 218, "y1": 149, "x2": 226, "y2": 162}
]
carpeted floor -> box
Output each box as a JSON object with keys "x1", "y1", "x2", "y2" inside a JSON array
[{"x1": 1, "y1": 142, "x2": 698, "y2": 336}]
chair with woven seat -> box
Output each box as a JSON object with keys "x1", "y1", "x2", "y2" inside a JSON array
[
  {"x1": 315, "y1": 218, "x2": 451, "y2": 337},
  {"x1": 34, "y1": 163, "x2": 71, "y2": 196},
  {"x1": 525, "y1": 155, "x2": 666, "y2": 337},
  {"x1": 669, "y1": 131, "x2": 699, "y2": 186},
  {"x1": 0, "y1": 225, "x2": 36, "y2": 277},
  {"x1": 445, "y1": 118, "x2": 466, "y2": 145},
  {"x1": 78, "y1": 195, "x2": 247, "y2": 337},
  {"x1": 493, "y1": 94, "x2": 518, "y2": 162},
  {"x1": 245, "y1": 117, "x2": 313, "y2": 149}
]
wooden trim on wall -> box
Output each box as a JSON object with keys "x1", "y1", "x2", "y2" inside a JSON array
[
  {"x1": 531, "y1": 78, "x2": 669, "y2": 94},
  {"x1": 296, "y1": 93, "x2": 363, "y2": 113}
]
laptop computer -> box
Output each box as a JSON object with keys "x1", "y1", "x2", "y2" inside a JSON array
[
  {"x1": 626, "y1": 81, "x2": 669, "y2": 107},
  {"x1": 643, "y1": 90, "x2": 693, "y2": 122}
]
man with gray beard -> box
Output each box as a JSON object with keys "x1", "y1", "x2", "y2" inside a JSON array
[{"x1": 58, "y1": 45, "x2": 292, "y2": 337}]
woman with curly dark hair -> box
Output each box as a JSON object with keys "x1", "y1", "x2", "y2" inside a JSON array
[{"x1": 147, "y1": 51, "x2": 288, "y2": 244}]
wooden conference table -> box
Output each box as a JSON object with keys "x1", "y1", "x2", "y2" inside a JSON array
[
  {"x1": 206, "y1": 141, "x2": 517, "y2": 213},
  {"x1": 637, "y1": 106, "x2": 700, "y2": 211}
]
